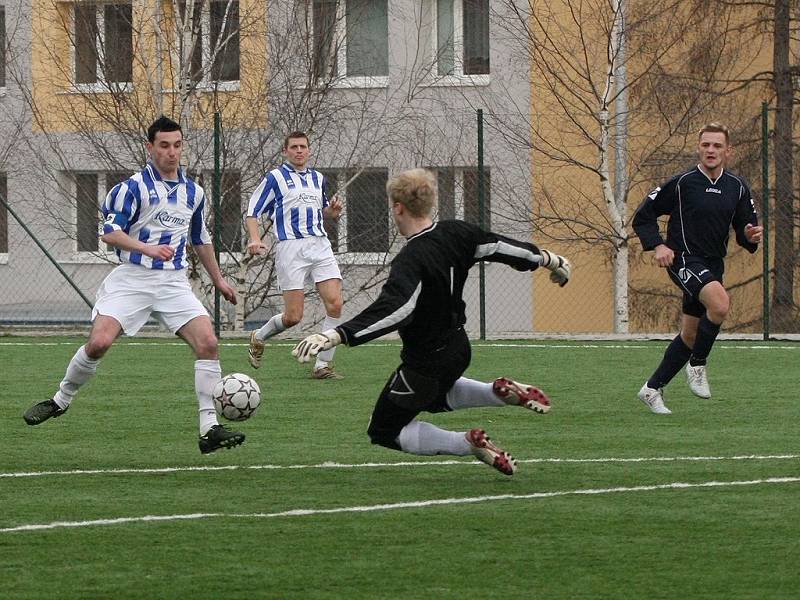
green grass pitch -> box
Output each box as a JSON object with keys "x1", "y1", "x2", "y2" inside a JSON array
[{"x1": 1, "y1": 336, "x2": 798, "y2": 599}]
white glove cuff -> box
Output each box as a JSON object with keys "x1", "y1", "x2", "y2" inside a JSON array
[
  {"x1": 540, "y1": 249, "x2": 557, "y2": 270},
  {"x1": 321, "y1": 329, "x2": 342, "y2": 347}
]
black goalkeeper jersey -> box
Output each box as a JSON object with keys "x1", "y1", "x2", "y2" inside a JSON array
[
  {"x1": 632, "y1": 166, "x2": 758, "y2": 258},
  {"x1": 336, "y1": 220, "x2": 542, "y2": 361}
]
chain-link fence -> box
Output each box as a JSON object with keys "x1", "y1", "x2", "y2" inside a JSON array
[{"x1": 1, "y1": 108, "x2": 797, "y2": 338}]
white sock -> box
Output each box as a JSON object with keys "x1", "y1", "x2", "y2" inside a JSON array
[
  {"x1": 396, "y1": 420, "x2": 471, "y2": 456},
  {"x1": 446, "y1": 377, "x2": 505, "y2": 410},
  {"x1": 53, "y1": 345, "x2": 99, "y2": 409},
  {"x1": 195, "y1": 359, "x2": 221, "y2": 435},
  {"x1": 315, "y1": 315, "x2": 342, "y2": 367},
  {"x1": 255, "y1": 313, "x2": 287, "y2": 342}
]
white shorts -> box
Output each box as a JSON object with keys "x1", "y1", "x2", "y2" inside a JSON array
[
  {"x1": 275, "y1": 237, "x2": 342, "y2": 291},
  {"x1": 92, "y1": 263, "x2": 209, "y2": 335}
]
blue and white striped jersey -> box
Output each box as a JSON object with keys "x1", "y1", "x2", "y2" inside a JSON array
[
  {"x1": 247, "y1": 162, "x2": 330, "y2": 241},
  {"x1": 102, "y1": 162, "x2": 211, "y2": 270}
]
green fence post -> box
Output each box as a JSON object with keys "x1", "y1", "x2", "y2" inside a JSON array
[
  {"x1": 213, "y1": 112, "x2": 222, "y2": 337},
  {"x1": 477, "y1": 109, "x2": 486, "y2": 340}
]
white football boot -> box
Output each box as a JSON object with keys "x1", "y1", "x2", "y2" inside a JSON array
[
  {"x1": 466, "y1": 428, "x2": 517, "y2": 476},
  {"x1": 685, "y1": 364, "x2": 711, "y2": 399},
  {"x1": 637, "y1": 383, "x2": 671, "y2": 415}
]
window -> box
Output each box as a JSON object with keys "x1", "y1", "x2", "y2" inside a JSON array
[
  {"x1": 319, "y1": 170, "x2": 339, "y2": 251},
  {"x1": 215, "y1": 170, "x2": 242, "y2": 252},
  {"x1": 74, "y1": 3, "x2": 133, "y2": 87},
  {"x1": 1, "y1": 6, "x2": 6, "y2": 88},
  {"x1": 75, "y1": 171, "x2": 129, "y2": 252},
  {"x1": 435, "y1": 0, "x2": 489, "y2": 77},
  {"x1": 0, "y1": 174, "x2": 7, "y2": 253},
  {"x1": 195, "y1": 170, "x2": 243, "y2": 252},
  {"x1": 179, "y1": 1, "x2": 240, "y2": 86},
  {"x1": 436, "y1": 167, "x2": 490, "y2": 228},
  {"x1": 345, "y1": 170, "x2": 389, "y2": 253},
  {"x1": 312, "y1": 0, "x2": 388, "y2": 83}
]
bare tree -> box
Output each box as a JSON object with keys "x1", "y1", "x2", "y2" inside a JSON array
[{"x1": 480, "y1": 0, "x2": 773, "y2": 332}]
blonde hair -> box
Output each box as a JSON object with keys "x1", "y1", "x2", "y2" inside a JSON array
[
  {"x1": 386, "y1": 168, "x2": 437, "y2": 218},
  {"x1": 699, "y1": 122, "x2": 730, "y2": 144}
]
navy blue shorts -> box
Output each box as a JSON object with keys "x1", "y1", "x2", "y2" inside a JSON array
[{"x1": 666, "y1": 254, "x2": 724, "y2": 317}]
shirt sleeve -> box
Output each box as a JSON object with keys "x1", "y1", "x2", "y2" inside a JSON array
[
  {"x1": 102, "y1": 180, "x2": 138, "y2": 234},
  {"x1": 247, "y1": 173, "x2": 278, "y2": 219},
  {"x1": 337, "y1": 253, "x2": 423, "y2": 347},
  {"x1": 471, "y1": 227, "x2": 543, "y2": 271},
  {"x1": 189, "y1": 187, "x2": 212, "y2": 246},
  {"x1": 733, "y1": 180, "x2": 759, "y2": 253},
  {"x1": 632, "y1": 177, "x2": 678, "y2": 251}
]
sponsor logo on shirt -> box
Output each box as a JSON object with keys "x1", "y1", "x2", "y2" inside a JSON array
[
  {"x1": 154, "y1": 210, "x2": 187, "y2": 228},
  {"x1": 297, "y1": 192, "x2": 318, "y2": 204},
  {"x1": 705, "y1": 187, "x2": 721, "y2": 194}
]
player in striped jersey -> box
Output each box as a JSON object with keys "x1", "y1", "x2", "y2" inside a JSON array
[
  {"x1": 292, "y1": 168, "x2": 572, "y2": 476},
  {"x1": 23, "y1": 116, "x2": 245, "y2": 454},
  {"x1": 245, "y1": 131, "x2": 345, "y2": 379},
  {"x1": 632, "y1": 122, "x2": 763, "y2": 414}
]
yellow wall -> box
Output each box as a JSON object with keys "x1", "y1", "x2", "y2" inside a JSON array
[
  {"x1": 529, "y1": 0, "x2": 780, "y2": 333},
  {"x1": 30, "y1": 0, "x2": 268, "y2": 133}
]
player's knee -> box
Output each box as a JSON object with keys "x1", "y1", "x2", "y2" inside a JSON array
[
  {"x1": 194, "y1": 334, "x2": 219, "y2": 359},
  {"x1": 325, "y1": 298, "x2": 343, "y2": 318},
  {"x1": 85, "y1": 336, "x2": 114, "y2": 358},
  {"x1": 707, "y1": 296, "x2": 730, "y2": 323},
  {"x1": 367, "y1": 423, "x2": 401, "y2": 451},
  {"x1": 282, "y1": 312, "x2": 302, "y2": 328}
]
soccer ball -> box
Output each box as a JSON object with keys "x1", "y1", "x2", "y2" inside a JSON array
[{"x1": 212, "y1": 373, "x2": 261, "y2": 421}]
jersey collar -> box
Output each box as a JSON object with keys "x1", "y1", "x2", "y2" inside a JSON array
[
  {"x1": 696, "y1": 164, "x2": 723, "y2": 186},
  {"x1": 407, "y1": 221, "x2": 437, "y2": 241},
  {"x1": 282, "y1": 161, "x2": 309, "y2": 176},
  {"x1": 146, "y1": 161, "x2": 187, "y2": 184}
]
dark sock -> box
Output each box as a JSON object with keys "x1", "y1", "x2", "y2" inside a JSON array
[
  {"x1": 689, "y1": 316, "x2": 721, "y2": 366},
  {"x1": 647, "y1": 334, "x2": 692, "y2": 389}
]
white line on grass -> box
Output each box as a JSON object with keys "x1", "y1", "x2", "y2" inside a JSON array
[
  {"x1": 2, "y1": 453, "x2": 798, "y2": 479},
  {"x1": 2, "y1": 476, "x2": 798, "y2": 534}
]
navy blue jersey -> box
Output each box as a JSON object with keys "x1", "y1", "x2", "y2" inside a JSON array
[
  {"x1": 335, "y1": 220, "x2": 543, "y2": 361},
  {"x1": 632, "y1": 166, "x2": 758, "y2": 258}
]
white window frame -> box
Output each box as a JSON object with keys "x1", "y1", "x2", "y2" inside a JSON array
[
  {"x1": 0, "y1": 5, "x2": 7, "y2": 97},
  {"x1": 428, "y1": 0, "x2": 490, "y2": 87},
  {"x1": 70, "y1": 1, "x2": 134, "y2": 94},
  {"x1": 177, "y1": 0, "x2": 241, "y2": 92},
  {"x1": 67, "y1": 171, "x2": 126, "y2": 264},
  {"x1": 312, "y1": 0, "x2": 389, "y2": 90}
]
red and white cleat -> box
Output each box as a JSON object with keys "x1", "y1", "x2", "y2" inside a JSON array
[
  {"x1": 493, "y1": 377, "x2": 551, "y2": 414},
  {"x1": 466, "y1": 428, "x2": 517, "y2": 476}
]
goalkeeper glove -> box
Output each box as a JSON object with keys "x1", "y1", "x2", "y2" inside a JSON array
[
  {"x1": 292, "y1": 329, "x2": 342, "y2": 363},
  {"x1": 540, "y1": 249, "x2": 572, "y2": 287}
]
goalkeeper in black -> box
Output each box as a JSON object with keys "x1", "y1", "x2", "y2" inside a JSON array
[
  {"x1": 292, "y1": 168, "x2": 571, "y2": 476},
  {"x1": 632, "y1": 122, "x2": 762, "y2": 414}
]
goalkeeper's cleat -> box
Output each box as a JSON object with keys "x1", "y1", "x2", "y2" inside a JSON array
[
  {"x1": 493, "y1": 377, "x2": 551, "y2": 414},
  {"x1": 466, "y1": 428, "x2": 517, "y2": 476},
  {"x1": 637, "y1": 383, "x2": 671, "y2": 415},
  {"x1": 312, "y1": 365, "x2": 344, "y2": 380},
  {"x1": 198, "y1": 424, "x2": 245, "y2": 454},
  {"x1": 685, "y1": 364, "x2": 711, "y2": 399},
  {"x1": 23, "y1": 399, "x2": 68, "y2": 425},
  {"x1": 248, "y1": 331, "x2": 265, "y2": 369}
]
